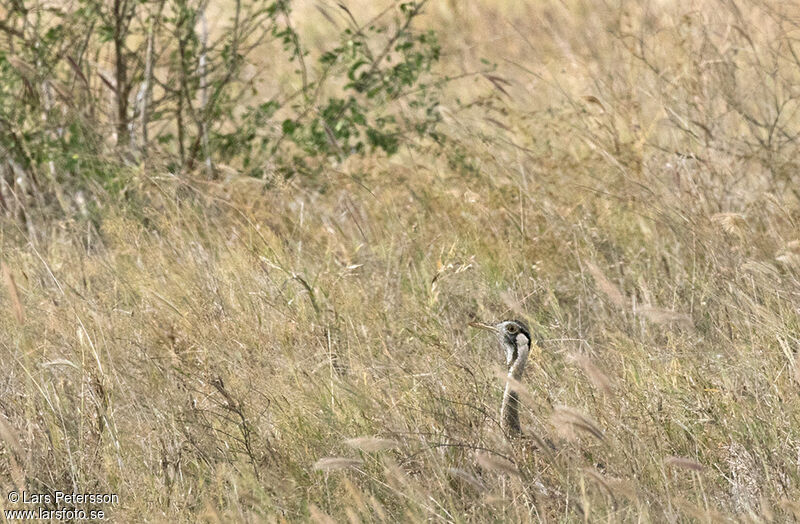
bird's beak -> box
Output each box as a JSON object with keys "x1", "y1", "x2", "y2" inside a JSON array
[{"x1": 469, "y1": 321, "x2": 499, "y2": 333}]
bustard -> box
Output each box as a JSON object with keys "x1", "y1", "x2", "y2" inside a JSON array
[{"x1": 471, "y1": 319, "x2": 532, "y2": 435}]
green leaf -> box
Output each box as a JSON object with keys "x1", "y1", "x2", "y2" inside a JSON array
[{"x1": 282, "y1": 119, "x2": 298, "y2": 135}]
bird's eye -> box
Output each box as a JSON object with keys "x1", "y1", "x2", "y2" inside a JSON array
[{"x1": 507, "y1": 324, "x2": 519, "y2": 334}]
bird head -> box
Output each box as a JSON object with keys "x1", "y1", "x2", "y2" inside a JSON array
[{"x1": 470, "y1": 319, "x2": 532, "y2": 369}]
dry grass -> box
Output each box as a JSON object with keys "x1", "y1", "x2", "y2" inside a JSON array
[{"x1": 2, "y1": 0, "x2": 800, "y2": 521}]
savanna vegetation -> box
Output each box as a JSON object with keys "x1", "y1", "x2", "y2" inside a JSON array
[{"x1": 1, "y1": 0, "x2": 800, "y2": 521}]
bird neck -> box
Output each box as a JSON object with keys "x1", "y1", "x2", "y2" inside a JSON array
[
  {"x1": 501, "y1": 383, "x2": 521, "y2": 433},
  {"x1": 509, "y1": 358, "x2": 527, "y2": 380},
  {"x1": 501, "y1": 334, "x2": 531, "y2": 434}
]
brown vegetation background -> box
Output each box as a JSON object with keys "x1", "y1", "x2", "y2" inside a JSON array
[{"x1": 2, "y1": 0, "x2": 800, "y2": 521}]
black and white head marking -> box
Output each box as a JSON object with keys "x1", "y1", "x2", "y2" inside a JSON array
[{"x1": 494, "y1": 320, "x2": 531, "y2": 367}]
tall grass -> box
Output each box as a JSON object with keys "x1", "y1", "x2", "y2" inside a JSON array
[{"x1": 1, "y1": 0, "x2": 799, "y2": 521}]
